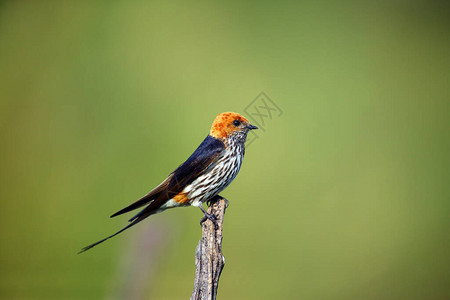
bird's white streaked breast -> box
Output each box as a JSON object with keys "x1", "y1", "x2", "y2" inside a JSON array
[{"x1": 186, "y1": 142, "x2": 244, "y2": 206}]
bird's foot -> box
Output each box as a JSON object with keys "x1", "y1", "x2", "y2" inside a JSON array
[
  {"x1": 207, "y1": 195, "x2": 229, "y2": 208},
  {"x1": 200, "y1": 212, "x2": 219, "y2": 230}
]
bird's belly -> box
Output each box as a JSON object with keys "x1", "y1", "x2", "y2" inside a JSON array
[{"x1": 185, "y1": 152, "x2": 242, "y2": 206}]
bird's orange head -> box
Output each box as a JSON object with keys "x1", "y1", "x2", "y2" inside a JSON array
[{"x1": 209, "y1": 112, "x2": 258, "y2": 139}]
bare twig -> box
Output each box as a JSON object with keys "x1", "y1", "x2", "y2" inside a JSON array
[{"x1": 191, "y1": 197, "x2": 227, "y2": 300}]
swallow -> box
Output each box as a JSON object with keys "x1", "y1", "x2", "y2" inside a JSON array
[{"x1": 79, "y1": 112, "x2": 257, "y2": 253}]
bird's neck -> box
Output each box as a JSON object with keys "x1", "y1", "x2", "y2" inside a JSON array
[{"x1": 224, "y1": 133, "x2": 246, "y2": 155}]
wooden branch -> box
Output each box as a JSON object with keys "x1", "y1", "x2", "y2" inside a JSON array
[{"x1": 191, "y1": 197, "x2": 227, "y2": 300}]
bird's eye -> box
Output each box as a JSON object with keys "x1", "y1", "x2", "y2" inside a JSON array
[{"x1": 233, "y1": 120, "x2": 241, "y2": 126}]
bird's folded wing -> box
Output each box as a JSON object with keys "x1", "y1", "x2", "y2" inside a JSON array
[
  {"x1": 110, "y1": 135, "x2": 226, "y2": 219},
  {"x1": 167, "y1": 135, "x2": 226, "y2": 193}
]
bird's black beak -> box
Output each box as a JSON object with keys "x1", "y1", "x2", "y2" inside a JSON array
[{"x1": 247, "y1": 124, "x2": 258, "y2": 130}]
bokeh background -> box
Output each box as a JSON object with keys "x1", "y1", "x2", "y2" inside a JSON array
[{"x1": 1, "y1": 1, "x2": 449, "y2": 299}]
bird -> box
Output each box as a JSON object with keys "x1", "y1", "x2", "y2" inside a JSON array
[{"x1": 79, "y1": 112, "x2": 258, "y2": 253}]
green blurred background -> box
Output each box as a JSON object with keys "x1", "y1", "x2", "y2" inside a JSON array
[{"x1": 1, "y1": 1, "x2": 449, "y2": 299}]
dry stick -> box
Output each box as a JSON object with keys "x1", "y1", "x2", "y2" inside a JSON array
[{"x1": 191, "y1": 197, "x2": 227, "y2": 300}]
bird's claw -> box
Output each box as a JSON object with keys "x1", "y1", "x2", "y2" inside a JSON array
[{"x1": 200, "y1": 212, "x2": 219, "y2": 230}]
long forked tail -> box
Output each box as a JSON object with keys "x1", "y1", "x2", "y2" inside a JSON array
[{"x1": 78, "y1": 217, "x2": 145, "y2": 254}]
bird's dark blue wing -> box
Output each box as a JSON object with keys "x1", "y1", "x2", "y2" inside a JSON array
[
  {"x1": 111, "y1": 135, "x2": 225, "y2": 220},
  {"x1": 169, "y1": 135, "x2": 226, "y2": 190},
  {"x1": 123, "y1": 135, "x2": 226, "y2": 223}
]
